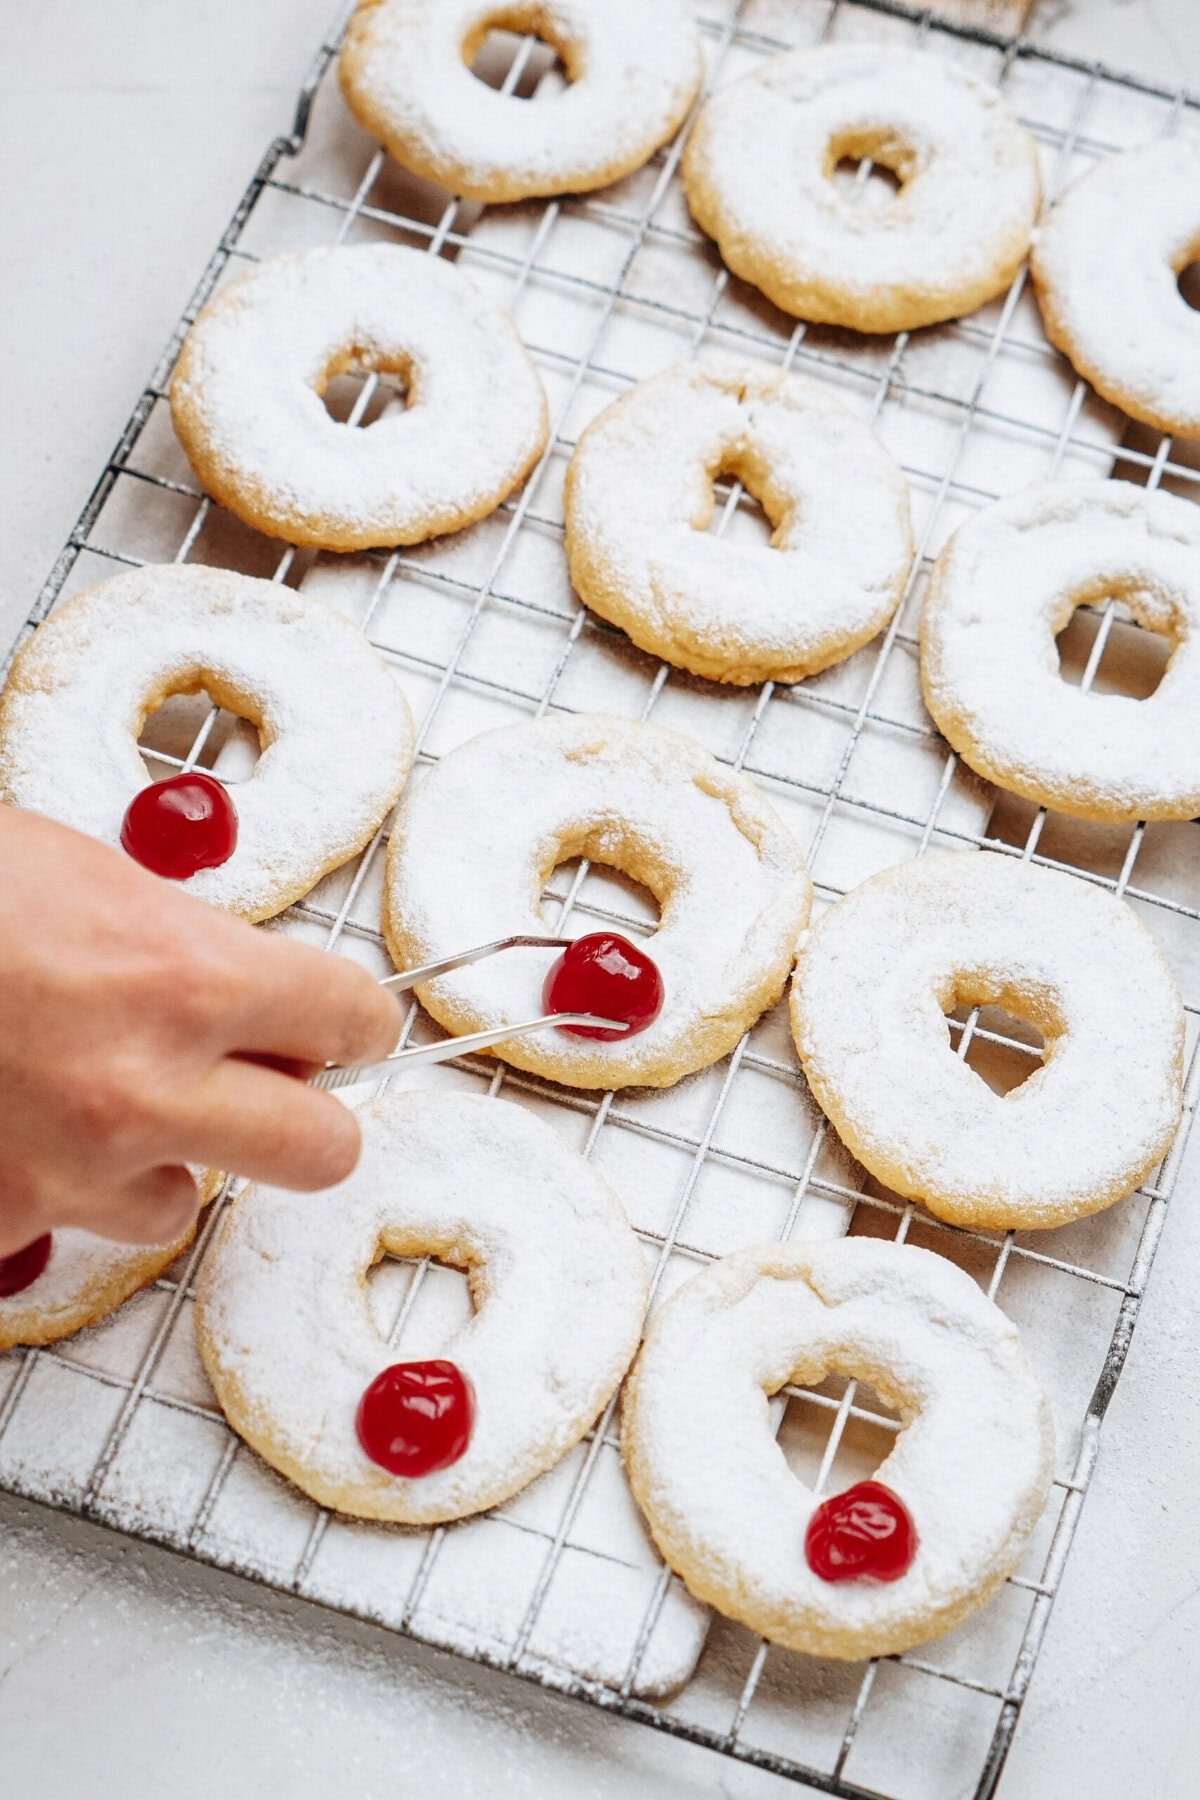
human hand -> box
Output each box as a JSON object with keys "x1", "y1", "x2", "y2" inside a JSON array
[{"x1": 0, "y1": 806, "x2": 399, "y2": 1256}]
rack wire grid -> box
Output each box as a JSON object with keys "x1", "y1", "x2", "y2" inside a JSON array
[{"x1": 4, "y1": 1, "x2": 1200, "y2": 1795}]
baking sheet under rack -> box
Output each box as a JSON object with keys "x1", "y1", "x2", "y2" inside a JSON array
[{"x1": 5, "y1": 2, "x2": 1200, "y2": 1796}]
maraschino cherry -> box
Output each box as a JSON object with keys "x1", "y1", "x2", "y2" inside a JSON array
[
  {"x1": 356, "y1": 1358, "x2": 475, "y2": 1478},
  {"x1": 121, "y1": 772, "x2": 238, "y2": 879},
  {"x1": 805, "y1": 1480, "x2": 917, "y2": 1584},
  {"x1": 543, "y1": 932, "x2": 664, "y2": 1041},
  {"x1": 0, "y1": 1233, "x2": 53, "y2": 1300}
]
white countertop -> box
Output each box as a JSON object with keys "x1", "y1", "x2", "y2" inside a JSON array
[{"x1": 4, "y1": 4, "x2": 1200, "y2": 1797}]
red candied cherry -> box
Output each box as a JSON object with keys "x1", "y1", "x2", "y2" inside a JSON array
[
  {"x1": 542, "y1": 931, "x2": 664, "y2": 1041},
  {"x1": 356, "y1": 1358, "x2": 475, "y2": 1478},
  {"x1": 121, "y1": 772, "x2": 238, "y2": 879},
  {"x1": 0, "y1": 1233, "x2": 53, "y2": 1300},
  {"x1": 805, "y1": 1480, "x2": 918, "y2": 1584}
]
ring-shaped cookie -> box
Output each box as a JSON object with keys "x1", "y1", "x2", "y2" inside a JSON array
[
  {"x1": 0, "y1": 1227, "x2": 192, "y2": 1352},
  {"x1": 791, "y1": 851, "x2": 1185, "y2": 1231},
  {"x1": 170, "y1": 245, "x2": 549, "y2": 550},
  {"x1": 384, "y1": 713, "x2": 812, "y2": 1089},
  {"x1": 565, "y1": 362, "x2": 914, "y2": 685},
  {"x1": 339, "y1": 0, "x2": 703, "y2": 203},
  {"x1": 0, "y1": 565, "x2": 415, "y2": 922},
  {"x1": 195, "y1": 1091, "x2": 648, "y2": 1524},
  {"x1": 623, "y1": 1238, "x2": 1054, "y2": 1660},
  {"x1": 921, "y1": 480, "x2": 1200, "y2": 822},
  {"x1": 682, "y1": 45, "x2": 1041, "y2": 333},
  {"x1": 0, "y1": 1170, "x2": 223, "y2": 1351},
  {"x1": 1032, "y1": 136, "x2": 1200, "y2": 436}
]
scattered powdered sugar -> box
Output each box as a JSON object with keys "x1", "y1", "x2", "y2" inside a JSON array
[
  {"x1": 195, "y1": 1089, "x2": 648, "y2": 1525},
  {"x1": 624, "y1": 1237, "x2": 1055, "y2": 1659},
  {"x1": 170, "y1": 244, "x2": 548, "y2": 547},
  {"x1": 1032, "y1": 135, "x2": 1200, "y2": 435},
  {"x1": 385, "y1": 711, "x2": 812, "y2": 1088},
  {"x1": 683, "y1": 43, "x2": 1041, "y2": 327},
  {"x1": 565, "y1": 359, "x2": 914, "y2": 684},
  {"x1": 299, "y1": 1502, "x2": 708, "y2": 1696},
  {"x1": 921, "y1": 478, "x2": 1200, "y2": 822},
  {"x1": 792, "y1": 850, "x2": 1185, "y2": 1230},
  {"x1": 0, "y1": 564, "x2": 414, "y2": 921},
  {"x1": 339, "y1": 0, "x2": 703, "y2": 201}
]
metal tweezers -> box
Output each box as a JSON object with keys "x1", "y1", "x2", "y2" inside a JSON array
[{"x1": 310, "y1": 935, "x2": 627, "y2": 1091}]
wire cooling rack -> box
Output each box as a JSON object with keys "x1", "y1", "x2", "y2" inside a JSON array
[{"x1": 4, "y1": 2, "x2": 1200, "y2": 1794}]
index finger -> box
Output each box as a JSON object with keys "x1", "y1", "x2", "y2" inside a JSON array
[{"x1": 222, "y1": 936, "x2": 400, "y2": 1070}]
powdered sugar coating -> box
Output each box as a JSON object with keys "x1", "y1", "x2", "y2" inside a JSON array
[
  {"x1": 0, "y1": 565, "x2": 414, "y2": 922},
  {"x1": 921, "y1": 479, "x2": 1200, "y2": 822},
  {"x1": 623, "y1": 1237, "x2": 1054, "y2": 1659},
  {"x1": 791, "y1": 850, "x2": 1185, "y2": 1231},
  {"x1": 0, "y1": 1165, "x2": 223, "y2": 1349},
  {"x1": 0, "y1": 1226, "x2": 192, "y2": 1351},
  {"x1": 195, "y1": 1090, "x2": 648, "y2": 1524},
  {"x1": 339, "y1": 0, "x2": 703, "y2": 203},
  {"x1": 384, "y1": 712, "x2": 812, "y2": 1089},
  {"x1": 682, "y1": 44, "x2": 1041, "y2": 333},
  {"x1": 1032, "y1": 136, "x2": 1200, "y2": 436},
  {"x1": 170, "y1": 245, "x2": 549, "y2": 550},
  {"x1": 565, "y1": 360, "x2": 914, "y2": 685}
]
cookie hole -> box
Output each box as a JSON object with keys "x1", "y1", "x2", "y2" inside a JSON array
[
  {"x1": 468, "y1": 27, "x2": 568, "y2": 99},
  {"x1": 830, "y1": 154, "x2": 904, "y2": 210},
  {"x1": 540, "y1": 857, "x2": 661, "y2": 939},
  {"x1": 137, "y1": 691, "x2": 262, "y2": 784},
  {"x1": 321, "y1": 365, "x2": 409, "y2": 430},
  {"x1": 945, "y1": 1002, "x2": 1046, "y2": 1097},
  {"x1": 777, "y1": 1375, "x2": 903, "y2": 1494},
  {"x1": 1056, "y1": 600, "x2": 1172, "y2": 700},
  {"x1": 365, "y1": 1253, "x2": 475, "y2": 1348},
  {"x1": 706, "y1": 466, "x2": 779, "y2": 551},
  {"x1": 1177, "y1": 262, "x2": 1200, "y2": 312}
]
